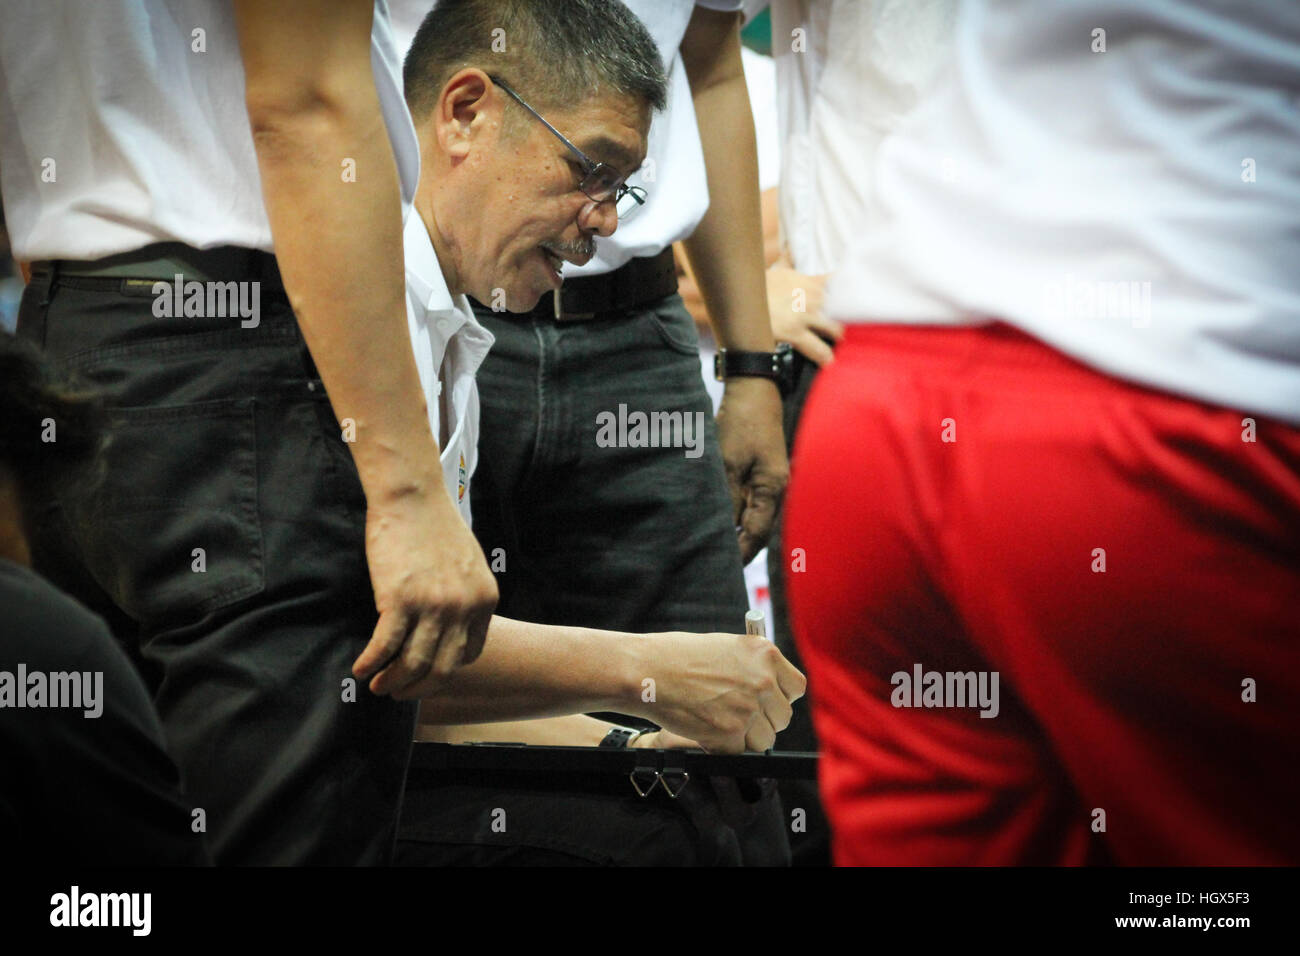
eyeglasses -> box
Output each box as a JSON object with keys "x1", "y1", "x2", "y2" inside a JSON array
[{"x1": 490, "y1": 75, "x2": 647, "y2": 222}]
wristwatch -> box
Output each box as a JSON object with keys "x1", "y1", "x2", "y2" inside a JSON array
[
  {"x1": 599, "y1": 727, "x2": 645, "y2": 748},
  {"x1": 714, "y1": 342, "x2": 798, "y2": 396}
]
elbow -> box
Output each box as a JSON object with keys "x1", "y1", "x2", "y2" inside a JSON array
[
  {"x1": 243, "y1": 66, "x2": 377, "y2": 144},
  {"x1": 680, "y1": 10, "x2": 744, "y2": 94}
]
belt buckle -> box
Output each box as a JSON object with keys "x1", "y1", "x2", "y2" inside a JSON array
[{"x1": 552, "y1": 289, "x2": 595, "y2": 322}]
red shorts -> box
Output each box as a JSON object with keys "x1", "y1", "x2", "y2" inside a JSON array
[{"x1": 784, "y1": 323, "x2": 1300, "y2": 865}]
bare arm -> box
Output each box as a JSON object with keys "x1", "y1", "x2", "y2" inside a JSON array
[
  {"x1": 418, "y1": 714, "x2": 700, "y2": 750},
  {"x1": 679, "y1": 9, "x2": 773, "y2": 353},
  {"x1": 235, "y1": 0, "x2": 427, "y2": 492},
  {"x1": 232, "y1": 0, "x2": 496, "y2": 692},
  {"x1": 410, "y1": 615, "x2": 806, "y2": 754},
  {"x1": 418, "y1": 714, "x2": 616, "y2": 747},
  {"x1": 679, "y1": 7, "x2": 788, "y2": 563},
  {"x1": 413, "y1": 616, "x2": 643, "y2": 721}
]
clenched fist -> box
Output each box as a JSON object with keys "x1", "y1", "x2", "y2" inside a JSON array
[{"x1": 626, "y1": 631, "x2": 806, "y2": 754}]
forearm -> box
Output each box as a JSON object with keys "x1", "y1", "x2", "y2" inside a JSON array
[
  {"x1": 680, "y1": 11, "x2": 773, "y2": 352},
  {"x1": 415, "y1": 615, "x2": 645, "y2": 723},
  {"x1": 416, "y1": 714, "x2": 615, "y2": 747},
  {"x1": 238, "y1": 7, "x2": 445, "y2": 503},
  {"x1": 419, "y1": 621, "x2": 806, "y2": 755}
]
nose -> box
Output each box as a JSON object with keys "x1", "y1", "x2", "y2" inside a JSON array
[{"x1": 578, "y1": 197, "x2": 619, "y2": 238}]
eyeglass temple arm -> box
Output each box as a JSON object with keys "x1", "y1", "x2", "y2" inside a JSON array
[{"x1": 489, "y1": 75, "x2": 593, "y2": 171}]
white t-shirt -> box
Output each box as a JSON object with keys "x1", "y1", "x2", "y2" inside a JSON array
[
  {"x1": 740, "y1": 46, "x2": 782, "y2": 194},
  {"x1": 0, "y1": 0, "x2": 419, "y2": 261},
  {"x1": 768, "y1": 0, "x2": 955, "y2": 275},
  {"x1": 826, "y1": 0, "x2": 1300, "y2": 425},
  {"x1": 403, "y1": 210, "x2": 495, "y2": 525},
  {"x1": 390, "y1": 0, "x2": 744, "y2": 278}
]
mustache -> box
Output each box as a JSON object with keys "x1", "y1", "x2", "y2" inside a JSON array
[{"x1": 541, "y1": 237, "x2": 596, "y2": 260}]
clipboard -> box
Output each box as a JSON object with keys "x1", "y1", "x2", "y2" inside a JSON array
[{"x1": 409, "y1": 742, "x2": 818, "y2": 799}]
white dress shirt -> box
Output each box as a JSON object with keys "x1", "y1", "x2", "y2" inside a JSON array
[
  {"x1": 0, "y1": 0, "x2": 419, "y2": 261},
  {"x1": 403, "y1": 210, "x2": 495, "y2": 524},
  {"x1": 390, "y1": 0, "x2": 743, "y2": 278},
  {"x1": 826, "y1": 0, "x2": 1300, "y2": 426}
]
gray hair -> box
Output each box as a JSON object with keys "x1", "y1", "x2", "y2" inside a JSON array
[{"x1": 403, "y1": 0, "x2": 668, "y2": 123}]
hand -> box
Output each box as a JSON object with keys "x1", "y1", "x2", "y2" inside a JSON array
[
  {"x1": 767, "y1": 266, "x2": 840, "y2": 366},
  {"x1": 631, "y1": 728, "x2": 703, "y2": 750},
  {"x1": 352, "y1": 487, "x2": 498, "y2": 698},
  {"x1": 627, "y1": 631, "x2": 806, "y2": 754},
  {"x1": 715, "y1": 377, "x2": 788, "y2": 563}
]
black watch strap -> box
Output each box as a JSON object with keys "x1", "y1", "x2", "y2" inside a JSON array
[
  {"x1": 599, "y1": 727, "x2": 639, "y2": 749},
  {"x1": 714, "y1": 343, "x2": 797, "y2": 396},
  {"x1": 714, "y1": 347, "x2": 781, "y2": 381}
]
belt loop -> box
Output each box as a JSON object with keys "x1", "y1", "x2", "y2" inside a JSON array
[
  {"x1": 36, "y1": 260, "x2": 58, "y2": 309},
  {"x1": 15, "y1": 262, "x2": 58, "y2": 348}
]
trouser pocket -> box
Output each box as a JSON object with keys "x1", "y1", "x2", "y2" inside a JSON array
[{"x1": 72, "y1": 398, "x2": 264, "y2": 627}]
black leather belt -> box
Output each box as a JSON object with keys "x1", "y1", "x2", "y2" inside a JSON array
[
  {"x1": 32, "y1": 242, "x2": 285, "y2": 292},
  {"x1": 526, "y1": 246, "x2": 678, "y2": 321}
]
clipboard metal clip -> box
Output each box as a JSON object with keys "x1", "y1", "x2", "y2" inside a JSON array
[
  {"x1": 629, "y1": 766, "x2": 660, "y2": 798},
  {"x1": 659, "y1": 767, "x2": 690, "y2": 798}
]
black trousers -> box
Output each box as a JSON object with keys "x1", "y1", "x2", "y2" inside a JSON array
[
  {"x1": 17, "y1": 262, "x2": 417, "y2": 864},
  {"x1": 397, "y1": 767, "x2": 785, "y2": 866}
]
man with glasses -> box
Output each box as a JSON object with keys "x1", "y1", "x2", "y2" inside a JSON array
[
  {"x1": 388, "y1": 0, "x2": 795, "y2": 865},
  {"x1": 466, "y1": 0, "x2": 788, "y2": 650},
  {"x1": 493, "y1": 76, "x2": 650, "y2": 223}
]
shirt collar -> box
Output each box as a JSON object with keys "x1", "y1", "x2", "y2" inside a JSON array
[{"x1": 404, "y1": 208, "x2": 463, "y2": 320}]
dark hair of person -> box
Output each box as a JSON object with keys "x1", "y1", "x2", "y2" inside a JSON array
[{"x1": 404, "y1": 0, "x2": 668, "y2": 127}]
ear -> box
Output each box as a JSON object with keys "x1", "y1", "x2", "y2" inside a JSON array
[{"x1": 435, "y1": 68, "x2": 498, "y2": 161}]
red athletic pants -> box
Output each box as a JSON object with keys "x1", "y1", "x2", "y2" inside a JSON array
[{"x1": 784, "y1": 323, "x2": 1300, "y2": 865}]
